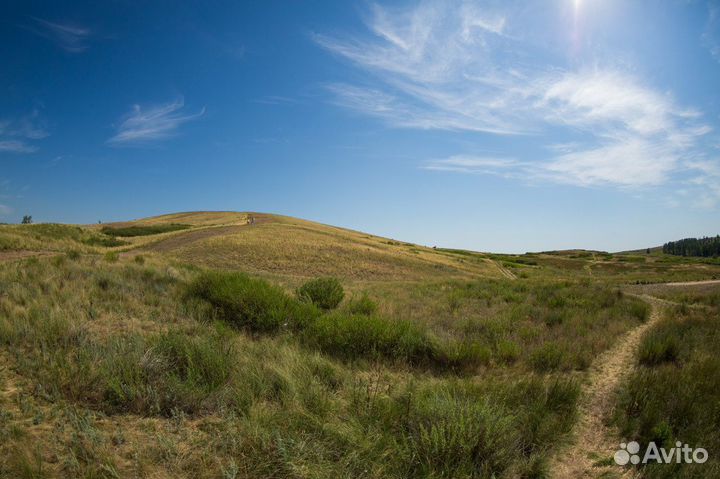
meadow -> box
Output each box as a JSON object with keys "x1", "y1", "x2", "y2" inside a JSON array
[{"x1": 0, "y1": 212, "x2": 718, "y2": 478}]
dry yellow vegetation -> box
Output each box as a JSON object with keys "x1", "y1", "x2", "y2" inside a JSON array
[{"x1": 130, "y1": 212, "x2": 501, "y2": 282}]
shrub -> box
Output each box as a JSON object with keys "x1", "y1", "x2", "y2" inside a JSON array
[
  {"x1": 345, "y1": 293, "x2": 377, "y2": 315},
  {"x1": 102, "y1": 329, "x2": 235, "y2": 415},
  {"x1": 305, "y1": 312, "x2": 436, "y2": 364},
  {"x1": 134, "y1": 255, "x2": 145, "y2": 265},
  {"x1": 186, "y1": 270, "x2": 320, "y2": 333},
  {"x1": 100, "y1": 224, "x2": 190, "y2": 237},
  {"x1": 83, "y1": 235, "x2": 128, "y2": 247},
  {"x1": 66, "y1": 250, "x2": 81, "y2": 260},
  {"x1": 496, "y1": 339, "x2": 520, "y2": 364},
  {"x1": 530, "y1": 343, "x2": 566, "y2": 372},
  {"x1": 297, "y1": 277, "x2": 344, "y2": 310},
  {"x1": 447, "y1": 290, "x2": 463, "y2": 314},
  {"x1": 104, "y1": 251, "x2": 119, "y2": 262},
  {"x1": 400, "y1": 397, "x2": 518, "y2": 478},
  {"x1": 638, "y1": 329, "x2": 679, "y2": 366}
]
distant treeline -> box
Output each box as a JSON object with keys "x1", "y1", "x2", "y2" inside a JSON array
[{"x1": 663, "y1": 235, "x2": 720, "y2": 257}]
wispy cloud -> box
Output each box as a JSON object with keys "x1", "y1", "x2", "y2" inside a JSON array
[
  {"x1": 0, "y1": 111, "x2": 48, "y2": 154},
  {"x1": 0, "y1": 140, "x2": 37, "y2": 154},
  {"x1": 252, "y1": 95, "x2": 300, "y2": 105},
  {"x1": 315, "y1": 0, "x2": 717, "y2": 201},
  {"x1": 28, "y1": 17, "x2": 91, "y2": 53},
  {"x1": 424, "y1": 155, "x2": 522, "y2": 175},
  {"x1": 703, "y1": 3, "x2": 720, "y2": 64},
  {"x1": 0, "y1": 204, "x2": 12, "y2": 216},
  {"x1": 107, "y1": 98, "x2": 205, "y2": 147}
]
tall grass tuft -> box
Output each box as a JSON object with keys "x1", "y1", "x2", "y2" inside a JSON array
[
  {"x1": 296, "y1": 277, "x2": 344, "y2": 310},
  {"x1": 185, "y1": 270, "x2": 320, "y2": 333}
]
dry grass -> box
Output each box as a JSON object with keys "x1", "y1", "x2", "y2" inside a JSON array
[
  {"x1": 1, "y1": 212, "x2": 719, "y2": 478},
  {"x1": 155, "y1": 216, "x2": 500, "y2": 282},
  {"x1": 0, "y1": 255, "x2": 587, "y2": 478}
]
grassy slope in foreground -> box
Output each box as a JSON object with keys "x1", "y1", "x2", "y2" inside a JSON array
[{"x1": 0, "y1": 252, "x2": 650, "y2": 478}]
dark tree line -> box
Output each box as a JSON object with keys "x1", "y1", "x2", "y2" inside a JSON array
[{"x1": 663, "y1": 235, "x2": 720, "y2": 257}]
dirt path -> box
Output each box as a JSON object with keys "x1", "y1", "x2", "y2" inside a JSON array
[
  {"x1": 490, "y1": 260, "x2": 517, "y2": 280},
  {"x1": 548, "y1": 297, "x2": 664, "y2": 478},
  {"x1": 662, "y1": 279, "x2": 720, "y2": 287}
]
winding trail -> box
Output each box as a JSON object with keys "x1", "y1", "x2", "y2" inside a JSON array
[
  {"x1": 548, "y1": 296, "x2": 664, "y2": 479},
  {"x1": 491, "y1": 259, "x2": 517, "y2": 280}
]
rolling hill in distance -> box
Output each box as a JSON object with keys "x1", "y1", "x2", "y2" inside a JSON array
[{"x1": 1, "y1": 212, "x2": 719, "y2": 478}]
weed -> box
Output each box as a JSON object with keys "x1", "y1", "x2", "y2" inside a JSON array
[
  {"x1": 345, "y1": 292, "x2": 377, "y2": 316},
  {"x1": 297, "y1": 277, "x2": 344, "y2": 310},
  {"x1": 186, "y1": 270, "x2": 320, "y2": 333}
]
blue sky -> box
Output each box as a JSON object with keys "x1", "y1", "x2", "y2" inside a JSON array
[{"x1": 1, "y1": 0, "x2": 719, "y2": 253}]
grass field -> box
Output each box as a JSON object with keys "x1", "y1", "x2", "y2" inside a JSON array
[
  {"x1": 613, "y1": 284, "x2": 720, "y2": 478},
  {"x1": 0, "y1": 212, "x2": 718, "y2": 478}
]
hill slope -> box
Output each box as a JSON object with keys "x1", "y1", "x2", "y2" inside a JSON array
[{"x1": 108, "y1": 212, "x2": 501, "y2": 281}]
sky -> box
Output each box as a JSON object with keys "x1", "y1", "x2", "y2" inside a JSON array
[{"x1": 1, "y1": 0, "x2": 719, "y2": 253}]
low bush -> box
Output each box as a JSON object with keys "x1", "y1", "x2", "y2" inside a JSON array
[
  {"x1": 100, "y1": 223, "x2": 190, "y2": 237},
  {"x1": 305, "y1": 312, "x2": 436, "y2": 364},
  {"x1": 104, "y1": 251, "x2": 119, "y2": 262},
  {"x1": 530, "y1": 343, "x2": 566, "y2": 372},
  {"x1": 496, "y1": 339, "x2": 521, "y2": 364},
  {"x1": 297, "y1": 277, "x2": 344, "y2": 310},
  {"x1": 83, "y1": 235, "x2": 128, "y2": 247},
  {"x1": 186, "y1": 270, "x2": 320, "y2": 333},
  {"x1": 94, "y1": 329, "x2": 236, "y2": 415},
  {"x1": 345, "y1": 293, "x2": 377, "y2": 316},
  {"x1": 638, "y1": 330, "x2": 679, "y2": 366}
]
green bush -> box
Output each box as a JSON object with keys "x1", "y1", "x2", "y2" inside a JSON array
[
  {"x1": 104, "y1": 251, "x2": 119, "y2": 262},
  {"x1": 345, "y1": 293, "x2": 377, "y2": 315},
  {"x1": 400, "y1": 397, "x2": 518, "y2": 478},
  {"x1": 530, "y1": 343, "x2": 566, "y2": 372},
  {"x1": 638, "y1": 332, "x2": 679, "y2": 366},
  {"x1": 83, "y1": 235, "x2": 128, "y2": 247},
  {"x1": 496, "y1": 339, "x2": 521, "y2": 364},
  {"x1": 305, "y1": 312, "x2": 436, "y2": 364},
  {"x1": 186, "y1": 270, "x2": 320, "y2": 333},
  {"x1": 101, "y1": 329, "x2": 235, "y2": 415},
  {"x1": 100, "y1": 223, "x2": 190, "y2": 237},
  {"x1": 297, "y1": 277, "x2": 345, "y2": 310}
]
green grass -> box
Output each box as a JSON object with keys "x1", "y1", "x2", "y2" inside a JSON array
[
  {"x1": 100, "y1": 223, "x2": 190, "y2": 237},
  {"x1": 304, "y1": 312, "x2": 437, "y2": 365},
  {"x1": 185, "y1": 270, "x2": 320, "y2": 333},
  {"x1": 2, "y1": 213, "x2": 717, "y2": 478},
  {"x1": 296, "y1": 277, "x2": 345, "y2": 310},
  {"x1": 0, "y1": 256, "x2": 585, "y2": 478},
  {"x1": 614, "y1": 304, "x2": 720, "y2": 478},
  {"x1": 0, "y1": 223, "x2": 126, "y2": 252}
]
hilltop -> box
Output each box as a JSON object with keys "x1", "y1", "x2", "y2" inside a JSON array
[{"x1": 2, "y1": 211, "x2": 719, "y2": 285}]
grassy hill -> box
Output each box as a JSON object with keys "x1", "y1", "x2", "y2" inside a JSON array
[
  {"x1": 96, "y1": 212, "x2": 502, "y2": 282},
  {"x1": 0, "y1": 212, "x2": 719, "y2": 478}
]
